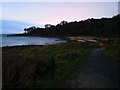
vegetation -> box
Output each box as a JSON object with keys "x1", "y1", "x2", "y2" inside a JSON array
[
  {"x1": 3, "y1": 14, "x2": 120, "y2": 88},
  {"x1": 10, "y1": 14, "x2": 120, "y2": 38},
  {"x1": 2, "y1": 43, "x2": 95, "y2": 88},
  {"x1": 102, "y1": 44, "x2": 120, "y2": 60}
]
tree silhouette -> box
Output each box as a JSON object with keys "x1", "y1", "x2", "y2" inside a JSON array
[
  {"x1": 23, "y1": 14, "x2": 119, "y2": 37},
  {"x1": 45, "y1": 24, "x2": 52, "y2": 28},
  {"x1": 60, "y1": 21, "x2": 67, "y2": 26},
  {"x1": 24, "y1": 28, "x2": 27, "y2": 33},
  {"x1": 24, "y1": 26, "x2": 36, "y2": 33}
]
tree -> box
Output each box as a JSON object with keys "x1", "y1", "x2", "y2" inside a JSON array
[
  {"x1": 24, "y1": 28, "x2": 27, "y2": 33},
  {"x1": 60, "y1": 21, "x2": 67, "y2": 26},
  {"x1": 24, "y1": 26, "x2": 36, "y2": 33},
  {"x1": 45, "y1": 24, "x2": 52, "y2": 28}
]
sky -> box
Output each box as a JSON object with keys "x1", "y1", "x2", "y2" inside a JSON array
[
  {"x1": 1, "y1": 2, "x2": 118, "y2": 25},
  {"x1": 0, "y1": 1, "x2": 119, "y2": 34},
  {"x1": 1, "y1": 0, "x2": 120, "y2": 2}
]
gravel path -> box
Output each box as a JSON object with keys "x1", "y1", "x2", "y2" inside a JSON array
[{"x1": 61, "y1": 48, "x2": 120, "y2": 88}]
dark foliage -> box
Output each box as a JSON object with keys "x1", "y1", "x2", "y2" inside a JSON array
[{"x1": 23, "y1": 15, "x2": 120, "y2": 37}]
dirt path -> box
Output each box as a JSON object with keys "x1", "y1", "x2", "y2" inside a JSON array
[{"x1": 61, "y1": 48, "x2": 120, "y2": 88}]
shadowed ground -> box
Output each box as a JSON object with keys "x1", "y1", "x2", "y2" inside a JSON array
[{"x1": 61, "y1": 48, "x2": 120, "y2": 88}]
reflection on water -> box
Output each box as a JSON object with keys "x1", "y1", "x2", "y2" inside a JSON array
[{"x1": 1, "y1": 35, "x2": 67, "y2": 47}]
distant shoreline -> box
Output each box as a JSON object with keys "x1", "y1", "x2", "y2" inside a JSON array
[
  {"x1": 2, "y1": 34, "x2": 119, "y2": 48},
  {"x1": 2, "y1": 45, "x2": 44, "y2": 49},
  {"x1": 2, "y1": 35, "x2": 69, "y2": 48},
  {"x1": 9, "y1": 34, "x2": 72, "y2": 42}
]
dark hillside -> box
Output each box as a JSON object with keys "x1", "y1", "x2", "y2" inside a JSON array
[{"x1": 14, "y1": 14, "x2": 120, "y2": 38}]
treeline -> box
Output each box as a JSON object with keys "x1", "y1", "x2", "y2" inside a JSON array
[{"x1": 23, "y1": 14, "x2": 120, "y2": 37}]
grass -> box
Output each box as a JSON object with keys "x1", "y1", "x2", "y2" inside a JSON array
[
  {"x1": 102, "y1": 44, "x2": 120, "y2": 60},
  {"x1": 2, "y1": 43, "x2": 94, "y2": 88}
]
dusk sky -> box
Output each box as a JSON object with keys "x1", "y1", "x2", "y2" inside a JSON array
[
  {"x1": 2, "y1": 2, "x2": 118, "y2": 25},
  {"x1": 0, "y1": 1, "x2": 119, "y2": 34}
]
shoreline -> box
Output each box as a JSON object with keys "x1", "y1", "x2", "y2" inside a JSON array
[
  {"x1": 2, "y1": 35, "x2": 119, "y2": 48},
  {"x1": 2, "y1": 45, "x2": 44, "y2": 49},
  {"x1": 2, "y1": 35, "x2": 70, "y2": 48}
]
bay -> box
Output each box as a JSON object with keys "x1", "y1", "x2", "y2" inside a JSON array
[{"x1": 0, "y1": 35, "x2": 67, "y2": 47}]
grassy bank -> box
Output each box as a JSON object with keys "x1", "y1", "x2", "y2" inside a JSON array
[
  {"x1": 2, "y1": 43, "x2": 94, "y2": 88},
  {"x1": 102, "y1": 44, "x2": 120, "y2": 60}
]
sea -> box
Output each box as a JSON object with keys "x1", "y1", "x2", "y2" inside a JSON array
[{"x1": 0, "y1": 34, "x2": 67, "y2": 47}]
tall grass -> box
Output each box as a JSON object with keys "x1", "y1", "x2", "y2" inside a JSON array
[
  {"x1": 3, "y1": 43, "x2": 94, "y2": 88},
  {"x1": 102, "y1": 44, "x2": 120, "y2": 60}
]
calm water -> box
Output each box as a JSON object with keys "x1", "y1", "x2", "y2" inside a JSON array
[{"x1": 0, "y1": 35, "x2": 67, "y2": 47}]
